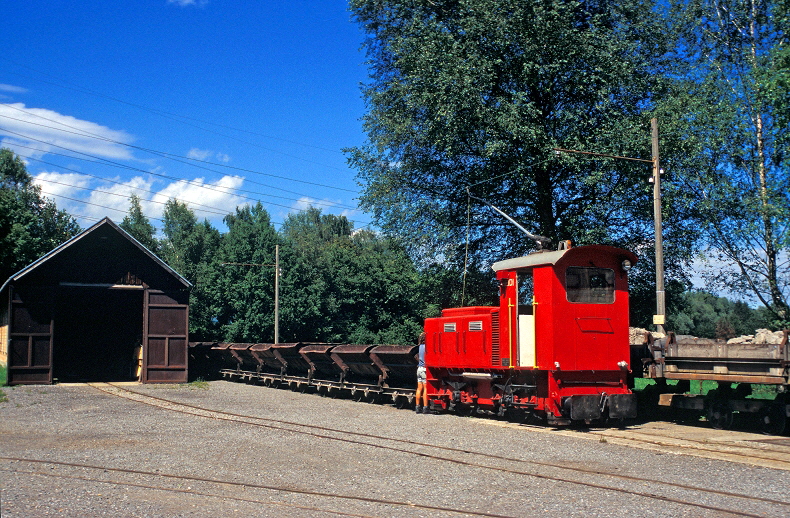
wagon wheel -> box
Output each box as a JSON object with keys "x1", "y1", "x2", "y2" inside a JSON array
[
  {"x1": 366, "y1": 392, "x2": 381, "y2": 404},
  {"x1": 760, "y1": 402, "x2": 787, "y2": 435},
  {"x1": 708, "y1": 400, "x2": 733, "y2": 430},
  {"x1": 394, "y1": 395, "x2": 409, "y2": 409},
  {"x1": 351, "y1": 390, "x2": 365, "y2": 402}
]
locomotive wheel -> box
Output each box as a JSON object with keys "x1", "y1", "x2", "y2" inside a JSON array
[
  {"x1": 760, "y1": 403, "x2": 787, "y2": 435},
  {"x1": 455, "y1": 402, "x2": 478, "y2": 417},
  {"x1": 504, "y1": 407, "x2": 526, "y2": 424},
  {"x1": 708, "y1": 400, "x2": 733, "y2": 430}
]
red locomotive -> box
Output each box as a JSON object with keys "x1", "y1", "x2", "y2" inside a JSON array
[{"x1": 423, "y1": 242, "x2": 638, "y2": 424}]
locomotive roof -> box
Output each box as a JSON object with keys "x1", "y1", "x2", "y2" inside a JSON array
[{"x1": 491, "y1": 245, "x2": 636, "y2": 272}]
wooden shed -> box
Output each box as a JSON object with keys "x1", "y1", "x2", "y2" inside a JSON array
[{"x1": 0, "y1": 217, "x2": 192, "y2": 385}]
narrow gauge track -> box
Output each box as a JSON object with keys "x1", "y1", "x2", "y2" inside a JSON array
[
  {"x1": 586, "y1": 426, "x2": 790, "y2": 470},
  {"x1": 0, "y1": 461, "x2": 375, "y2": 518},
  {"x1": 1, "y1": 460, "x2": 510, "y2": 518},
  {"x1": 89, "y1": 382, "x2": 790, "y2": 517}
]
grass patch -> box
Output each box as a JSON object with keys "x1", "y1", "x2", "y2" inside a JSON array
[
  {"x1": 0, "y1": 389, "x2": 7, "y2": 403},
  {"x1": 0, "y1": 364, "x2": 6, "y2": 386},
  {"x1": 634, "y1": 377, "x2": 780, "y2": 400},
  {"x1": 145, "y1": 378, "x2": 210, "y2": 390},
  {"x1": 188, "y1": 378, "x2": 210, "y2": 390}
]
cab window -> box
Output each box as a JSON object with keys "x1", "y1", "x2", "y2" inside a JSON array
[
  {"x1": 517, "y1": 271, "x2": 534, "y2": 314},
  {"x1": 566, "y1": 267, "x2": 615, "y2": 304}
]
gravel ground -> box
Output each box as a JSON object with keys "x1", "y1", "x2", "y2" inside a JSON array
[{"x1": 1, "y1": 381, "x2": 789, "y2": 517}]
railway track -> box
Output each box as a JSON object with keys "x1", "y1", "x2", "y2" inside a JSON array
[
  {"x1": 86, "y1": 382, "x2": 790, "y2": 517},
  {"x1": 0, "y1": 458, "x2": 376, "y2": 518},
  {"x1": 593, "y1": 426, "x2": 790, "y2": 470},
  {"x1": 482, "y1": 419, "x2": 790, "y2": 472}
]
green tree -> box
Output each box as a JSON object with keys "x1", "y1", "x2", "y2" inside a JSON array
[
  {"x1": 120, "y1": 194, "x2": 158, "y2": 253},
  {"x1": 348, "y1": 0, "x2": 674, "y2": 261},
  {"x1": 159, "y1": 198, "x2": 221, "y2": 340},
  {"x1": 280, "y1": 207, "x2": 424, "y2": 344},
  {"x1": 669, "y1": 291, "x2": 772, "y2": 338},
  {"x1": 214, "y1": 202, "x2": 280, "y2": 342},
  {"x1": 658, "y1": 0, "x2": 790, "y2": 327},
  {"x1": 279, "y1": 207, "x2": 352, "y2": 342},
  {"x1": 0, "y1": 148, "x2": 80, "y2": 281}
]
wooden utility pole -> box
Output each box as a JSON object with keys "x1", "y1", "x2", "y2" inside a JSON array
[
  {"x1": 274, "y1": 244, "x2": 280, "y2": 344},
  {"x1": 221, "y1": 244, "x2": 282, "y2": 344},
  {"x1": 651, "y1": 118, "x2": 666, "y2": 335},
  {"x1": 553, "y1": 118, "x2": 667, "y2": 335}
]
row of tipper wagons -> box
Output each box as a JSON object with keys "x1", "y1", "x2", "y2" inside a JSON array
[{"x1": 190, "y1": 341, "x2": 419, "y2": 405}]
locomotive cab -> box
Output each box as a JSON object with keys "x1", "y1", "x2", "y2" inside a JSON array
[{"x1": 424, "y1": 243, "x2": 638, "y2": 424}]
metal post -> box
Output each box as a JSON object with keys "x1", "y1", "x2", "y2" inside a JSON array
[
  {"x1": 274, "y1": 244, "x2": 280, "y2": 344},
  {"x1": 651, "y1": 118, "x2": 666, "y2": 335}
]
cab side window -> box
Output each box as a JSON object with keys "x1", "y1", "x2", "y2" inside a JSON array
[
  {"x1": 517, "y1": 271, "x2": 534, "y2": 314},
  {"x1": 566, "y1": 267, "x2": 615, "y2": 304}
]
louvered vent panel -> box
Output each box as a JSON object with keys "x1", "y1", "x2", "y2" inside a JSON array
[{"x1": 491, "y1": 312, "x2": 500, "y2": 364}]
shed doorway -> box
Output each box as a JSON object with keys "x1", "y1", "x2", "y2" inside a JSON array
[{"x1": 53, "y1": 286, "x2": 144, "y2": 382}]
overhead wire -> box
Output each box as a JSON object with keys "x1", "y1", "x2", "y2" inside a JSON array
[
  {"x1": 13, "y1": 144, "x2": 355, "y2": 213},
  {"x1": 34, "y1": 175, "x2": 229, "y2": 217},
  {"x1": 0, "y1": 107, "x2": 358, "y2": 197},
  {"x1": 3, "y1": 128, "x2": 371, "y2": 226},
  {"x1": 0, "y1": 58, "x2": 349, "y2": 156},
  {"x1": 0, "y1": 68, "x2": 374, "y2": 227}
]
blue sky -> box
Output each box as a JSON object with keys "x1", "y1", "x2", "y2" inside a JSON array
[{"x1": 0, "y1": 1, "x2": 370, "y2": 231}]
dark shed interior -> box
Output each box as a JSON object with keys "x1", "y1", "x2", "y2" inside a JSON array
[
  {"x1": 2, "y1": 218, "x2": 191, "y2": 385},
  {"x1": 53, "y1": 287, "x2": 144, "y2": 382}
]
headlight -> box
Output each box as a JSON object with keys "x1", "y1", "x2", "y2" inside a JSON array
[{"x1": 621, "y1": 259, "x2": 632, "y2": 272}]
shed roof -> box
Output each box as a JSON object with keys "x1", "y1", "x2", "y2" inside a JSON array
[{"x1": 0, "y1": 217, "x2": 191, "y2": 292}]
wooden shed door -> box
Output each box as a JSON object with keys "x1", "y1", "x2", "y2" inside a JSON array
[
  {"x1": 8, "y1": 287, "x2": 54, "y2": 384},
  {"x1": 142, "y1": 289, "x2": 188, "y2": 383}
]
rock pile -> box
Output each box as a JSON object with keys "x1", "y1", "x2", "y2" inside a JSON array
[
  {"x1": 726, "y1": 329, "x2": 785, "y2": 345},
  {"x1": 629, "y1": 327, "x2": 665, "y2": 344},
  {"x1": 628, "y1": 327, "x2": 786, "y2": 344}
]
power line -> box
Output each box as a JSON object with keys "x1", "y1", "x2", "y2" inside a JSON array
[
  {"x1": 1, "y1": 58, "x2": 347, "y2": 154},
  {"x1": 3, "y1": 127, "x2": 370, "y2": 225},
  {"x1": 14, "y1": 144, "x2": 357, "y2": 213},
  {"x1": 39, "y1": 190, "x2": 158, "y2": 219},
  {"x1": 0, "y1": 106, "x2": 358, "y2": 195},
  {"x1": 34, "y1": 176, "x2": 229, "y2": 217}
]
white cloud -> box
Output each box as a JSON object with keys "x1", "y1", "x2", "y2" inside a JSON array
[
  {"x1": 168, "y1": 0, "x2": 208, "y2": 7},
  {"x1": 287, "y1": 196, "x2": 360, "y2": 225},
  {"x1": 187, "y1": 147, "x2": 231, "y2": 163},
  {"x1": 0, "y1": 84, "x2": 28, "y2": 94},
  {"x1": 152, "y1": 175, "x2": 246, "y2": 219},
  {"x1": 32, "y1": 171, "x2": 246, "y2": 229},
  {"x1": 0, "y1": 103, "x2": 134, "y2": 161},
  {"x1": 33, "y1": 171, "x2": 93, "y2": 199},
  {"x1": 187, "y1": 147, "x2": 212, "y2": 161}
]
